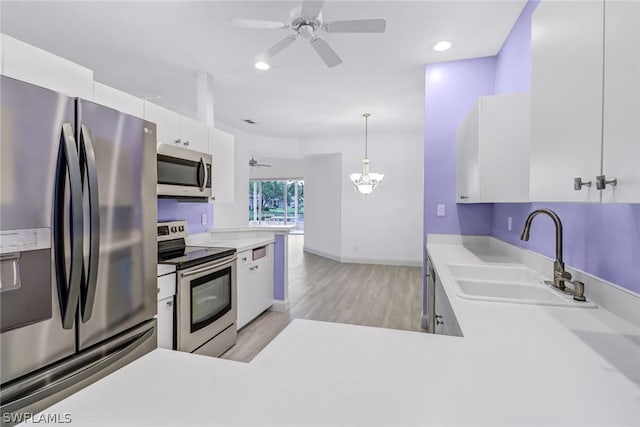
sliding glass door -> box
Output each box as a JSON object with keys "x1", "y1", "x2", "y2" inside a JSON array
[{"x1": 249, "y1": 179, "x2": 304, "y2": 232}]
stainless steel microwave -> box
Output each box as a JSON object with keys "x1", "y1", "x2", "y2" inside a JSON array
[{"x1": 157, "y1": 143, "x2": 212, "y2": 201}]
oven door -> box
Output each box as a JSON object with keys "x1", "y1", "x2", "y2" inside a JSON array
[
  {"x1": 176, "y1": 255, "x2": 237, "y2": 353},
  {"x1": 157, "y1": 144, "x2": 212, "y2": 199}
]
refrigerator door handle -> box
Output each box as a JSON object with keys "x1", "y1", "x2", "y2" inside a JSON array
[
  {"x1": 78, "y1": 125, "x2": 100, "y2": 322},
  {"x1": 53, "y1": 123, "x2": 84, "y2": 330}
]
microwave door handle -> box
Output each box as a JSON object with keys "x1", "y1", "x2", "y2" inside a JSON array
[
  {"x1": 199, "y1": 157, "x2": 207, "y2": 192},
  {"x1": 79, "y1": 125, "x2": 100, "y2": 322},
  {"x1": 54, "y1": 123, "x2": 84, "y2": 329}
]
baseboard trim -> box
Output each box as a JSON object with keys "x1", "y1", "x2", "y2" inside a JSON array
[
  {"x1": 340, "y1": 257, "x2": 422, "y2": 267},
  {"x1": 303, "y1": 246, "x2": 421, "y2": 267},
  {"x1": 302, "y1": 246, "x2": 342, "y2": 262},
  {"x1": 270, "y1": 299, "x2": 290, "y2": 312}
]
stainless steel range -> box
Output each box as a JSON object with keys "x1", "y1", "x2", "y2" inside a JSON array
[{"x1": 157, "y1": 221, "x2": 237, "y2": 357}]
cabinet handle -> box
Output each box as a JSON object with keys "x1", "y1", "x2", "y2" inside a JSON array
[
  {"x1": 595, "y1": 174, "x2": 617, "y2": 190},
  {"x1": 183, "y1": 140, "x2": 190, "y2": 146},
  {"x1": 436, "y1": 319, "x2": 444, "y2": 325},
  {"x1": 166, "y1": 300, "x2": 173, "y2": 307},
  {"x1": 573, "y1": 177, "x2": 592, "y2": 190},
  {"x1": 254, "y1": 265, "x2": 259, "y2": 270},
  {"x1": 174, "y1": 138, "x2": 181, "y2": 145},
  {"x1": 242, "y1": 257, "x2": 247, "y2": 261},
  {"x1": 459, "y1": 196, "x2": 468, "y2": 200},
  {"x1": 435, "y1": 315, "x2": 443, "y2": 320}
]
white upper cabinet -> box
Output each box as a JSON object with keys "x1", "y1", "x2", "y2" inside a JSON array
[
  {"x1": 1, "y1": 34, "x2": 93, "y2": 99},
  {"x1": 456, "y1": 93, "x2": 530, "y2": 203},
  {"x1": 530, "y1": 0, "x2": 603, "y2": 202},
  {"x1": 530, "y1": 0, "x2": 639, "y2": 203},
  {"x1": 601, "y1": 0, "x2": 640, "y2": 203},
  {"x1": 180, "y1": 116, "x2": 209, "y2": 153},
  {"x1": 143, "y1": 101, "x2": 181, "y2": 147},
  {"x1": 144, "y1": 101, "x2": 209, "y2": 154},
  {"x1": 93, "y1": 82, "x2": 144, "y2": 118},
  {"x1": 209, "y1": 128, "x2": 235, "y2": 203}
]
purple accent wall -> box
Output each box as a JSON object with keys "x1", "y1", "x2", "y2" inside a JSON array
[
  {"x1": 490, "y1": 0, "x2": 640, "y2": 294},
  {"x1": 422, "y1": 57, "x2": 498, "y2": 313},
  {"x1": 423, "y1": 58, "x2": 497, "y2": 237},
  {"x1": 494, "y1": 0, "x2": 540, "y2": 94},
  {"x1": 157, "y1": 199, "x2": 213, "y2": 234},
  {"x1": 273, "y1": 234, "x2": 285, "y2": 300},
  {"x1": 492, "y1": 204, "x2": 640, "y2": 293}
]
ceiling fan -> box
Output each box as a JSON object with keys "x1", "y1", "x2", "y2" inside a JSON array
[
  {"x1": 230, "y1": 0, "x2": 387, "y2": 68},
  {"x1": 249, "y1": 156, "x2": 272, "y2": 167}
]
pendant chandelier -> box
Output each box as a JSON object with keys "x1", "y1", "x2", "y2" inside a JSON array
[{"x1": 349, "y1": 113, "x2": 384, "y2": 195}]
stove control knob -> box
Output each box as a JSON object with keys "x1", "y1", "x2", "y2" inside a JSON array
[
  {"x1": 178, "y1": 226, "x2": 185, "y2": 232},
  {"x1": 170, "y1": 226, "x2": 177, "y2": 233}
]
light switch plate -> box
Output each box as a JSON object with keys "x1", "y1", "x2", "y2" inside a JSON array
[
  {"x1": 508, "y1": 216, "x2": 512, "y2": 231},
  {"x1": 437, "y1": 204, "x2": 445, "y2": 217},
  {"x1": 201, "y1": 214, "x2": 207, "y2": 225}
]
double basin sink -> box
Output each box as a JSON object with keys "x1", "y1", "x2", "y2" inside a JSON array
[{"x1": 447, "y1": 264, "x2": 596, "y2": 308}]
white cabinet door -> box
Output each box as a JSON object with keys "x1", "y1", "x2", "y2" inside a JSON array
[
  {"x1": 456, "y1": 101, "x2": 480, "y2": 203},
  {"x1": 530, "y1": 0, "x2": 603, "y2": 202},
  {"x1": 210, "y1": 128, "x2": 235, "y2": 203},
  {"x1": 601, "y1": 0, "x2": 640, "y2": 203},
  {"x1": 143, "y1": 101, "x2": 181, "y2": 146},
  {"x1": 157, "y1": 297, "x2": 174, "y2": 349},
  {"x1": 180, "y1": 116, "x2": 209, "y2": 153},
  {"x1": 1, "y1": 34, "x2": 93, "y2": 99},
  {"x1": 456, "y1": 94, "x2": 529, "y2": 203},
  {"x1": 93, "y1": 82, "x2": 144, "y2": 118},
  {"x1": 254, "y1": 245, "x2": 274, "y2": 315}
]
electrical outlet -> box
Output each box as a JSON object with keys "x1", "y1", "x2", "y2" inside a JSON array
[
  {"x1": 437, "y1": 204, "x2": 445, "y2": 217},
  {"x1": 508, "y1": 217, "x2": 512, "y2": 231},
  {"x1": 201, "y1": 214, "x2": 207, "y2": 225}
]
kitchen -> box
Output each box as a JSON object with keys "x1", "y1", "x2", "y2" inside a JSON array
[{"x1": 1, "y1": 0, "x2": 639, "y2": 426}]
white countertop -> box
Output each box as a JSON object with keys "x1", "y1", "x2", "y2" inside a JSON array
[
  {"x1": 186, "y1": 234, "x2": 274, "y2": 253},
  {"x1": 23, "y1": 241, "x2": 640, "y2": 426},
  {"x1": 207, "y1": 224, "x2": 296, "y2": 233}
]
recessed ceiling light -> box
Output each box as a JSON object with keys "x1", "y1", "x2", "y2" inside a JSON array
[
  {"x1": 433, "y1": 40, "x2": 453, "y2": 52},
  {"x1": 254, "y1": 61, "x2": 270, "y2": 70}
]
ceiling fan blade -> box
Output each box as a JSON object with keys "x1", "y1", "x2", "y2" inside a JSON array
[
  {"x1": 301, "y1": 0, "x2": 324, "y2": 18},
  {"x1": 229, "y1": 18, "x2": 290, "y2": 30},
  {"x1": 324, "y1": 19, "x2": 387, "y2": 33},
  {"x1": 259, "y1": 35, "x2": 298, "y2": 60},
  {"x1": 310, "y1": 37, "x2": 342, "y2": 68}
]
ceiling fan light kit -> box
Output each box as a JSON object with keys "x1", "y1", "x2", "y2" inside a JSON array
[
  {"x1": 350, "y1": 113, "x2": 384, "y2": 196},
  {"x1": 231, "y1": 0, "x2": 386, "y2": 68}
]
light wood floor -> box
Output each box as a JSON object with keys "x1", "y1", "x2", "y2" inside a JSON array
[{"x1": 221, "y1": 235, "x2": 424, "y2": 362}]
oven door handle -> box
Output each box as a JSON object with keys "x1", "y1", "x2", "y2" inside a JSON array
[{"x1": 180, "y1": 255, "x2": 236, "y2": 278}]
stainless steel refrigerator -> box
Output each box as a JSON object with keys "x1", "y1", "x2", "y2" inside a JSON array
[{"x1": 0, "y1": 76, "x2": 157, "y2": 419}]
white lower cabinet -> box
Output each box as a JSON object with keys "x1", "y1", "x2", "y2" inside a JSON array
[
  {"x1": 434, "y1": 275, "x2": 462, "y2": 337},
  {"x1": 237, "y1": 244, "x2": 274, "y2": 329},
  {"x1": 157, "y1": 271, "x2": 176, "y2": 350}
]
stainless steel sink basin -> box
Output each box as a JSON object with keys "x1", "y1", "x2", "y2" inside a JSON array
[{"x1": 447, "y1": 264, "x2": 596, "y2": 308}]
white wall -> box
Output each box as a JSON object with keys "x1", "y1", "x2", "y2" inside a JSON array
[
  {"x1": 249, "y1": 156, "x2": 304, "y2": 180},
  {"x1": 300, "y1": 129, "x2": 424, "y2": 266},
  {"x1": 303, "y1": 154, "x2": 342, "y2": 259},
  {"x1": 212, "y1": 123, "x2": 300, "y2": 228}
]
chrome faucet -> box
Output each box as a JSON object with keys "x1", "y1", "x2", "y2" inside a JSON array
[{"x1": 520, "y1": 208, "x2": 586, "y2": 301}]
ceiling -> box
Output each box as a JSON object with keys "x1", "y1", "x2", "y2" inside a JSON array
[{"x1": 1, "y1": 1, "x2": 526, "y2": 140}]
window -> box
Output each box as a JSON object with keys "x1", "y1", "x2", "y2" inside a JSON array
[{"x1": 249, "y1": 179, "x2": 304, "y2": 232}]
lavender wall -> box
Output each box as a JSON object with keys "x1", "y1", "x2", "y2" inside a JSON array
[
  {"x1": 491, "y1": 0, "x2": 640, "y2": 293},
  {"x1": 423, "y1": 57, "x2": 498, "y2": 312},
  {"x1": 157, "y1": 199, "x2": 213, "y2": 234},
  {"x1": 273, "y1": 234, "x2": 285, "y2": 301},
  {"x1": 423, "y1": 58, "x2": 497, "y2": 238}
]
